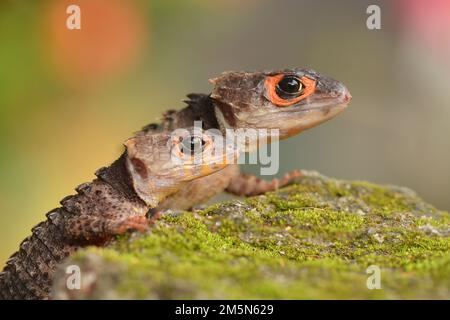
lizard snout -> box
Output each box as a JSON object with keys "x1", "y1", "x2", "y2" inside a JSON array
[{"x1": 342, "y1": 87, "x2": 352, "y2": 104}]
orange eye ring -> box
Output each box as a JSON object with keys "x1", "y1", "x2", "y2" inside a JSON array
[{"x1": 265, "y1": 74, "x2": 316, "y2": 107}]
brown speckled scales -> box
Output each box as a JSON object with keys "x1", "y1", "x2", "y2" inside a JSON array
[
  {"x1": 0, "y1": 155, "x2": 148, "y2": 299},
  {"x1": 0, "y1": 69, "x2": 350, "y2": 299}
]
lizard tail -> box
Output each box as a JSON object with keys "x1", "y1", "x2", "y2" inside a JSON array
[{"x1": 0, "y1": 217, "x2": 76, "y2": 300}]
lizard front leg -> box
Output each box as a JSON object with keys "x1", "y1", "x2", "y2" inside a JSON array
[
  {"x1": 225, "y1": 170, "x2": 303, "y2": 197},
  {"x1": 64, "y1": 215, "x2": 151, "y2": 243}
]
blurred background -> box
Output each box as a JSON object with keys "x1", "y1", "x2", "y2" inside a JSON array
[{"x1": 1, "y1": 0, "x2": 449, "y2": 267}]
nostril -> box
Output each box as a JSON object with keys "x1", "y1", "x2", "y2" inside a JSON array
[{"x1": 343, "y1": 89, "x2": 352, "y2": 103}]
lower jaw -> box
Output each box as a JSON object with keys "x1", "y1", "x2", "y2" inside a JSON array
[{"x1": 260, "y1": 105, "x2": 347, "y2": 139}]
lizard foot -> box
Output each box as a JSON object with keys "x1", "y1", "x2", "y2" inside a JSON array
[
  {"x1": 148, "y1": 211, "x2": 162, "y2": 224},
  {"x1": 226, "y1": 169, "x2": 304, "y2": 197},
  {"x1": 275, "y1": 169, "x2": 303, "y2": 188},
  {"x1": 113, "y1": 216, "x2": 150, "y2": 234}
]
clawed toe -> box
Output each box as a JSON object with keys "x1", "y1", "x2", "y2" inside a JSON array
[{"x1": 115, "y1": 216, "x2": 150, "y2": 234}]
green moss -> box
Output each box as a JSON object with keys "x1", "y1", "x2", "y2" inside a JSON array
[{"x1": 53, "y1": 172, "x2": 450, "y2": 299}]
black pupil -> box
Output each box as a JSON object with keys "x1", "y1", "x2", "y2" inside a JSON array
[
  {"x1": 278, "y1": 76, "x2": 300, "y2": 94},
  {"x1": 180, "y1": 136, "x2": 205, "y2": 155},
  {"x1": 275, "y1": 76, "x2": 303, "y2": 100}
]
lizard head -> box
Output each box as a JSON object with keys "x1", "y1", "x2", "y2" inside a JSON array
[
  {"x1": 125, "y1": 128, "x2": 238, "y2": 207},
  {"x1": 210, "y1": 68, "x2": 351, "y2": 141}
]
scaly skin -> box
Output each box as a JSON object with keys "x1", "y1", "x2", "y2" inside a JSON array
[
  {"x1": 147, "y1": 68, "x2": 351, "y2": 210},
  {"x1": 0, "y1": 68, "x2": 351, "y2": 299},
  {"x1": 0, "y1": 129, "x2": 238, "y2": 299}
]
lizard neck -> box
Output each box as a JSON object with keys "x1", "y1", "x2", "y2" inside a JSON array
[
  {"x1": 128, "y1": 176, "x2": 182, "y2": 209},
  {"x1": 214, "y1": 104, "x2": 232, "y2": 135},
  {"x1": 148, "y1": 180, "x2": 186, "y2": 207},
  {"x1": 212, "y1": 99, "x2": 237, "y2": 134},
  {"x1": 95, "y1": 152, "x2": 148, "y2": 207},
  {"x1": 178, "y1": 94, "x2": 220, "y2": 130}
]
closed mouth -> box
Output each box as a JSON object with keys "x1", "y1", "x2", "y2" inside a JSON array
[{"x1": 296, "y1": 89, "x2": 351, "y2": 112}]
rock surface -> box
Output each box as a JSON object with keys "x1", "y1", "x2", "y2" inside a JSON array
[{"x1": 52, "y1": 171, "x2": 450, "y2": 299}]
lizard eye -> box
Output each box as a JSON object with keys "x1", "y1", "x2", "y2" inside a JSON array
[
  {"x1": 265, "y1": 74, "x2": 316, "y2": 107},
  {"x1": 175, "y1": 134, "x2": 213, "y2": 158},
  {"x1": 180, "y1": 135, "x2": 205, "y2": 156},
  {"x1": 276, "y1": 76, "x2": 303, "y2": 99}
]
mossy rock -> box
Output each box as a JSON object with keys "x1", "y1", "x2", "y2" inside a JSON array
[{"x1": 52, "y1": 171, "x2": 450, "y2": 299}]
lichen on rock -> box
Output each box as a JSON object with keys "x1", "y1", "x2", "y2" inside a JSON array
[{"x1": 52, "y1": 171, "x2": 450, "y2": 299}]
